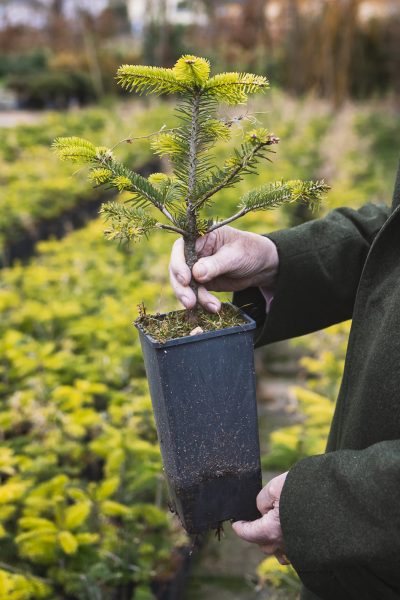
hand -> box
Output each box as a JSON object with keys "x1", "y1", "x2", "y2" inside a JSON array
[
  {"x1": 169, "y1": 225, "x2": 279, "y2": 312},
  {"x1": 232, "y1": 472, "x2": 289, "y2": 565}
]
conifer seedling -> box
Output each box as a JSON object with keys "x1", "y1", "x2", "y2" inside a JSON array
[
  {"x1": 53, "y1": 56, "x2": 330, "y2": 532},
  {"x1": 54, "y1": 55, "x2": 328, "y2": 335}
]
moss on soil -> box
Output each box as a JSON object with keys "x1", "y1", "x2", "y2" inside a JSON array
[{"x1": 135, "y1": 303, "x2": 248, "y2": 343}]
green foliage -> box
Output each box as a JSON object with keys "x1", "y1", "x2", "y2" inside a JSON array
[
  {"x1": 0, "y1": 104, "x2": 173, "y2": 265},
  {"x1": 262, "y1": 388, "x2": 335, "y2": 471},
  {"x1": 116, "y1": 55, "x2": 269, "y2": 104},
  {"x1": 52, "y1": 136, "x2": 98, "y2": 163},
  {"x1": 203, "y1": 72, "x2": 270, "y2": 104},
  {"x1": 100, "y1": 203, "x2": 158, "y2": 242},
  {"x1": 262, "y1": 322, "x2": 350, "y2": 474},
  {"x1": 0, "y1": 569, "x2": 52, "y2": 599},
  {"x1": 54, "y1": 56, "x2": 327, "y2": 251},
  {"x1": 173, "y1": 56, "x2": 211, "y2": 86},
  {"x1": 0, "y1": 49, "x2": 48, "y2": 78},
  {"x1": 257, "y1": 556, "x2": 300, "y2": 592},
  {"x1": 294, "y1": 322, "x2": 351, "y2": 399},
  {"x1": 52, "y1": 138, "x2": 167, "y2": 217},
  {"x1": 117, "y1": 64, "x2": 188, "y2": 96},
  {"x1": 2, "y1": 92, "x2": 396, "y2": 598},
  {"x1": 7, "y1": 69, "x2": 97, "y2": 111},
  {"x1": 238, "y1": 179, "x2": 327, "y2": 214},
  {"x1": 0, "y1": 223, "x2": 187, "y2": 599}
]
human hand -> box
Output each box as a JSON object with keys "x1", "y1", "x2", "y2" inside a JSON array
[
  {"x1": 169, "y1": 225, "x2": 279, "y2": 312},
  {"x1": 232, "y1": 472, "x2": 289, "y2": 565}
]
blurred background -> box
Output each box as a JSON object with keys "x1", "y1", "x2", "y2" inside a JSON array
[
  {"x1": 1, "y1": 0, "x2": 399, "y2": 110},
  {"x1": 0, "y1": 2, "x2": 399, "y2": 600}
]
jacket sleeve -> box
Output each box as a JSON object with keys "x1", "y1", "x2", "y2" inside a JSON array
[
  {"x1": 233, "y1": 202, "x2": 391, "y2": 347},
  {"x1": 280, "y1": 441, "x2": 400, "y2": 599}
]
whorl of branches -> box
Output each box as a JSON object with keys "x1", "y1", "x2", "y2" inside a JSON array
[{"x1": 53, "y1": 55, "x2": 328, "y2": 247}]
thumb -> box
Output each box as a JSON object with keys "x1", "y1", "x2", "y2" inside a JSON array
[
  {"x1": 192, "y1": 245, "x2": 237, "y2": 283},
  {"x1": 232, "y1": 510, "x2": 282, "y2": 548}
]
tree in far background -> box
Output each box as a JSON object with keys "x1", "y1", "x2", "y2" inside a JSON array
[
  {"x1": 0, "y1": 0, "x2": 399, "y2": 107},
  {"x1": 0, "y1": 0, "x2": 134, "y2": 107}
]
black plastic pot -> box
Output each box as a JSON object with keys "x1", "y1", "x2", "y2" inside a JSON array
[{"x1": 135, "y1": 305, "x2": 262, "y2": 534}]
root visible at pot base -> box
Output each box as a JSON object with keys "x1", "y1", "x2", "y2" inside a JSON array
[
  {"x1": 215, "y1": 522, "x2": 225, "y2": 542},
  {"x1": 136, "y1": 303, "x2": 247, "y2": 343}
]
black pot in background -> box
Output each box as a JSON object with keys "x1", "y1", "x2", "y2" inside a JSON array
[{"x1": 135, "y1": 305, "x2": 262, "y2": 534}]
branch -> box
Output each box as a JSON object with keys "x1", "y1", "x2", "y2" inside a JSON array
[
  {"x1": 116, "y1": 64, "x2": 189, "y2": 95},
  {"x1": 206, "y1": 179, "x2": 329, "y2": 233},
  {"x1": 195, "y1": 136, "x2": 279, "y2": 209},
  {"x1": 161, "y1": 206, "x2": 176, "y2": 223},
  {"x1": 157, "y1": 223, "x2": 187, "y2": 235},
  {"x1": 196, "y1": 144, "x2": 264, "y2": 207},
  {"x1": 202, "y1": 72, "x2": 269, "y2": 104},
  {"x1": 97, "y1": 154, "x2": 180, "y2": 226},
  {"x1": 206, "y1": 208, "x2": 248, "y2": 233},
  {"x1": 100, "y1": 202, "x2": 158, "y2": 242},
  {"x1": 109, "y1": 125, "x2": 180, "y2": 152}
]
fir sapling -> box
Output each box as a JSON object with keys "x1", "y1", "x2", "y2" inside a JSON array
[{"x1": 53, "y1": 55, "x2": 329, "y2": 331}]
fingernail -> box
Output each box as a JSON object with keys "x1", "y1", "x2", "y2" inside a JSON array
[
  {"x1": 181, "y1": 296, "x2": 190, "y2": 307},
  {"x1": 196, "y1": 264, "x2": 207, "y2": 278},
  {"x1": 207, "y1": 302, "x2": 219, "y2": 313}
]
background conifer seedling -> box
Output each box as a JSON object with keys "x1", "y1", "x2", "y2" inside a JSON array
[{"x1": 53, "y1": 55, "x2": 328, "y2": 331}]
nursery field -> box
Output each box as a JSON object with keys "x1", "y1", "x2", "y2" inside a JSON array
[
  {"x1": 0, "y1": 93, "x2": 399, "y2": 599},
  {"x1": 0, "y1": 101, "x2": 170, "y2": 266}
]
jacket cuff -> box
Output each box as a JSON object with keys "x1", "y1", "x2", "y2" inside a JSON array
[
  {"x1": 279, "y1": 455, "x2": 329, "y2": 573},
  {"x1": 280, "y1": 450, "x2": 368, "y2": 572}
]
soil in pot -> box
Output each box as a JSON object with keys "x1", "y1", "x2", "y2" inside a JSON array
[{"x1": 136, "y1": 302, "x2": 248, "y2": 343}]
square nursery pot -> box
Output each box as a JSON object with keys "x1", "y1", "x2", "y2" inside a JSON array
[{"x1": 135, "y1": 304, "x2": 262, "y2": 534}]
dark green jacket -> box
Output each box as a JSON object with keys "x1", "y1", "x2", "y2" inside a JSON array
[{"x1": 234, "y1": 163, "x2": 400, "y2": 600}]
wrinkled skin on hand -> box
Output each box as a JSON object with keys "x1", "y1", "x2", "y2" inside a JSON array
[
  {"x1": 169, "y1": 225, "x2": 279, "y2": 312},
  {"x1": 232, "y1": 472, "x2": 289, "y2": 565}
]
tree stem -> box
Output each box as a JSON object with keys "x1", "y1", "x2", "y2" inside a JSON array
[
  {"x1": 184, "y1": 235, "x2": 199, "y2": 300},
  {"x1": 183, "y1": 92, "x2": 202, "y2": 322},
  {"x1": 184, "y1": 234, "x2": 199, "y2": 324}
]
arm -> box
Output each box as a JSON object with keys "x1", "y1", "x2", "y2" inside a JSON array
[
  {"x1": 233, "y1": 441, "x2": 400, "y2": 598},
  {"x1": 279, "y1": 440, "x2": 400, "y2": 597},
  {"x1": 233, "y1": 202, "x2": 391, "y2": 346}
]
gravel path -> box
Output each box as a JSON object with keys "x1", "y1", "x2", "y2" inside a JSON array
[{"x1": 0, "y1": 110, "x2": 46, "y2": 128}]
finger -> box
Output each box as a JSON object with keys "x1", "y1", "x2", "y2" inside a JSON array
[
  {"x1": 257, "y1": 473, "x2": 287, "y2": 514},
  {"x1": 193, "y1": 245, "x2": 239, "y2": 283},
  {"x1": 232, "y1": 515, "x2": 274, "y2": 545},
  {"x1": 169, "y1": 269, "x2": 196, "y2": 309},
  {"x1": 197, "y1": 286, "x2": 221, "y2": 313},
  {"x1": 195, "y1": 231, "x2": 217, "y2": 258},
  {"x1": 256, "y1": 481, "x2": 276, "y2": 515},
  {"x1": 203, "y1": 275, "x2": 254, "y2": 293},
  {"x1": 170, "y1": 238, "x2": 192, "y2": 286}
]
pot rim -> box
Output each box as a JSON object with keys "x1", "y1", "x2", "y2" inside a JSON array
[{"x1": 134, "y1": 302, "x2": 256, "y2": 348}]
